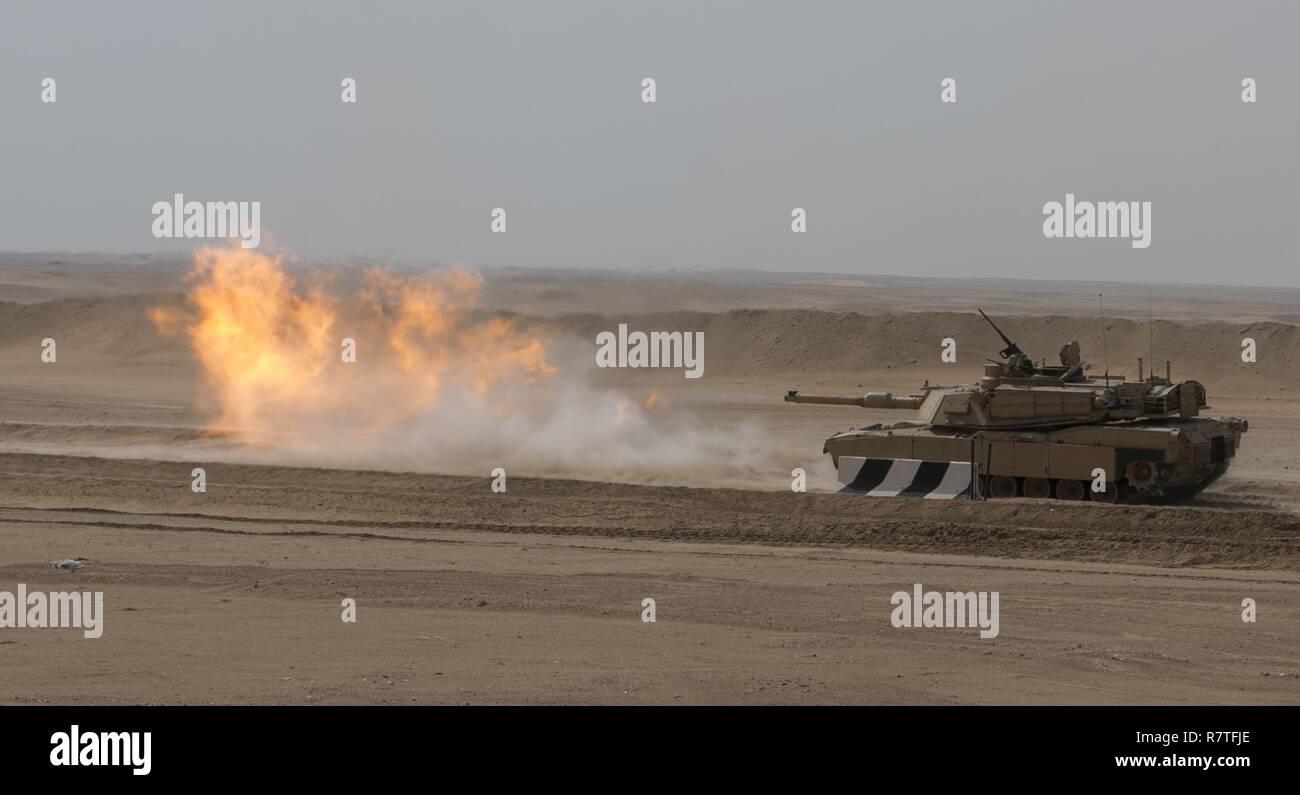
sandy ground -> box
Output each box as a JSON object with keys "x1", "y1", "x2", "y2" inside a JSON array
[{"x1": 1, "y1": 254, "x2": 1298, "y2": 704}]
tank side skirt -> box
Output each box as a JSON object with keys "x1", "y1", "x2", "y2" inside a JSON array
[{"x1": 897, "y1": 461, "x2": 953, "y2": 497}]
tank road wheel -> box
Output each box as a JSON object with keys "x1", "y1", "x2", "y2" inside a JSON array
[
  {"x1": 1022, "y1": 477, "x2": 1051, "y2": 499},
  {"x1": 1055, "y1": 479, "x2": 1085, "y2": 501},
  {"x1": 989, "y1": 476, "x2": 1019, "y2": 499},
  {"x1": 1089, "y1": 482, "x2": 1123, "y2": 503}
]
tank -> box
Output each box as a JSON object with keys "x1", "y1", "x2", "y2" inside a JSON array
[{"x1": 784, "y1": 309, "x2": 1248, "y2": 503}]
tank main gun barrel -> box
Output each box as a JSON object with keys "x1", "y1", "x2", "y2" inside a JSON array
[{"x1": 784, "y1": 390, "x2": 924, "y2": 410}]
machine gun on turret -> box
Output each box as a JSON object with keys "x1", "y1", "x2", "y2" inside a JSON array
[
  {"x1": 978, "y1": 308, "x2": 1035, "y2": 375},
  {"x1": 978, "y1": 308, "x2": 1023, "y2": 361}
]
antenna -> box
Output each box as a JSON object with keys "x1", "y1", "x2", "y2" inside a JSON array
[
  {"x1": 1147, "y1": 287, "x2": 1154, "y2": 383},
  {"x1": 1098, "y1": 293, "x2": 1108, "y2": 384}
]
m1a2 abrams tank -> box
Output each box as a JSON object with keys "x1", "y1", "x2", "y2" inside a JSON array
[{"x1": 784, "y1": 310, "x2": 1247, "y2": 503}]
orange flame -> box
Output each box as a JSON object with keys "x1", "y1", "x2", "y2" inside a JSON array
[
  {"x1": 642, "y1": 391, "x2": 668, "y2": 412},
  {"x1": 153, "y1": 246, "x2": 553, "y2": 439}
]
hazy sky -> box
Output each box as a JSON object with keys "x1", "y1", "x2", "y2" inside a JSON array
[{"x1": 2, "y1": 1, "x2": 1296, "y2": 285}]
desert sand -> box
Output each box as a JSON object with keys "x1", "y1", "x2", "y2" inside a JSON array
[{"x1": 1, "y1": 253, "x2": 1297, "y2": 704}]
